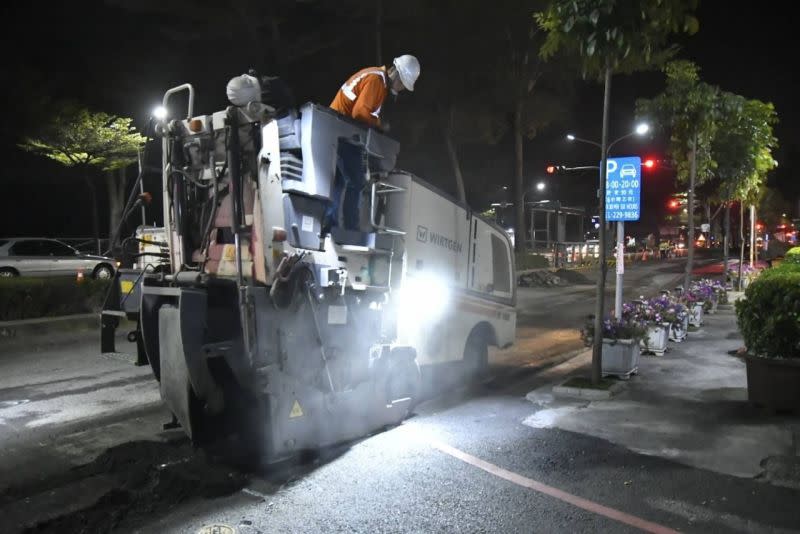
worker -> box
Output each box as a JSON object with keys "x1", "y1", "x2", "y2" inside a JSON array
[
  {"x1": 325, "y1": 55, "x2": 420, "y2": 232},
  {"x1": 659, "y1": 240, "x2": 670, "y2": 259}
]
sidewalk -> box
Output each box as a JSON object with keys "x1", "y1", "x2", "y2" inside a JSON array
[{"x1": 523, "y1": 299, "x2": 800, "y2": 489}]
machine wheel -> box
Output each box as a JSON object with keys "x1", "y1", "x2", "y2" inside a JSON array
[
  {"x1": 463, "y1": 328, "x2": 489, "y2": 380},
  {"x1": 93, "y1": 263, "x2": 114, "y2": 280},
  {"x1": 0, "y1": 267, "x2": 19, "y2": 278},
  {"x1": 385, "y1": 350, "x2": 421, "y2": 408}
]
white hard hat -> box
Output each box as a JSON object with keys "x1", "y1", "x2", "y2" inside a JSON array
[
  {"x1": 226, "y1": 74, "x2": 262, "y2": 106},
  {"x1": 392, "y1": 54, "x2": 420, "y2": 91}
]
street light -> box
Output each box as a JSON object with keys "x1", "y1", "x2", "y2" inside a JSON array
[
  {"x1": 565, "y1": 123, "x2": 650, "y2": 320},
  {"x1": 522, "y1": 180, "x2": 547, "y2": 205},
  {"x1": 566, "y1": 122, "x2": 649, "y2": 156},
  {"x1": 153, "y1": 106, "x2": 168, "y2": 120}
]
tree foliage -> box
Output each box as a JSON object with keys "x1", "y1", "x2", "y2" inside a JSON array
[
  {"x1": 536, "y1": 0, "x2": 699, "y2": 76},
  {"x1": 712, "y1": 93, "x2": 778, "y2": 203},
  {"x1": 636, "y1": 61, "x2": 719, "y2": 186},
  {"x1": 404, "y1": 0, "x2": 574, "y2": 223},
  {"x1": 20, "y1": 105, "x2": 146, "y2": 245},
  {"x1": 20, "y1": 107, "x2": 145, "y2": 171}
]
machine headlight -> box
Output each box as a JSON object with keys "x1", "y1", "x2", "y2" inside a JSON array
[{"x1": 397, "y1": 272, "x2": 450, "y2": 324}]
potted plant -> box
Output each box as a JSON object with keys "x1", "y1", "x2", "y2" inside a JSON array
[
  {"x1": 693, "y1": 279, "x2": 723, "y2": 314},
  {"x1": 666, "y1": 301, "x2": 689, "y2": 342},
  {"x1": 711, "y1": 279, "x2": 728, "y2": 307},
  {"x1": 637, "y1": 297, "x2": 675, "y2": 356},
  {"x1": 684, "y1": 286, "x2": 707, "y2": 327},
  {"x1": 735, "y1": 271, "x2": 800, "y2": 411},
  {"x1": 582, "y1": 315, "x2": 647, "y2": 379}
]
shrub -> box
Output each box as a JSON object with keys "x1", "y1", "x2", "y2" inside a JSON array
[
  {"x1": 784, "y1": 246, "x2": 800, "y2": 265},
  {"x1": 0, "y1": 277, "x2": 110, "y2": 321},
  {"x1": 735, "y1": 271, "x2": 800, "y2": 359},
  {"x1": 515, "y1": 252, "x2": 550, "y2": 270},
  {"x1": 760, "y1": 261, "x2": 800, "y2": 279}
]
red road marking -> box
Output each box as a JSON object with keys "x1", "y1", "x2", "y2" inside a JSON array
[{"x1": 429, "y1": 438, "x2": 679, "y2": 534}]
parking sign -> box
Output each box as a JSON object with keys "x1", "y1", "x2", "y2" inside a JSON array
[{"x1": 605, "y1": 156, "x2": 641, "y2": 222}]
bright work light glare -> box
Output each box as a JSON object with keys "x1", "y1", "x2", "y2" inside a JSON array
[
  {"x1": 635, "y1": 123, "x2": 650, "y2": 135},
  {"x1": 153, "y1": 106, "x2": 168, "y2": 120},
  {"x1": 397, "y1": 273, "x2": 450, "y2": 325}
]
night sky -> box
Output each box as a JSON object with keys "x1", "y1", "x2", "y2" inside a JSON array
[{"x1": 0, "y1": 1, "x2": 796, "y2": 240}]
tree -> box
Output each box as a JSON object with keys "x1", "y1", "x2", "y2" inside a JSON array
[
  {"x1": 758, "y1": 187, "x2": 790, "y2": 228},
  {"x1": 637, "y1": 60, "x2": 718, "y2": 292},
  {"x1": 709, "y1": 93, "x2": 778, "y2": 280},
  {"x1": 405, "y1": 0, "x2": 506, "y2": 204},
  {"x1": 499, "y1": 2, "x2": 570, "y2": 252},
  {"x1": 20, "y1": 106, "x2": 145, "y2": 251},
  {"x1": 538, "y1": 0, "x2": 699, "y2": 384},
  {"x1": 108, "y1": 0, "x2": 344, "y2": 76},
  {"x1": 103, "y1": 139, "x2": 143, "y2": 240},
  {"x1": 392, "y1": 0, "x2": 571, "y2": 215}
]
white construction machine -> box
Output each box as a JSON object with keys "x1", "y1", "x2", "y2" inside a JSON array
[{"x1": 136, "y1": 76, "x2": 516, "y2": 462}]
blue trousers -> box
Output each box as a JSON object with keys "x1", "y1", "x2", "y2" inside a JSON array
[{"x1": 326, "y1": 142, "x2": 367, "y2": 231}]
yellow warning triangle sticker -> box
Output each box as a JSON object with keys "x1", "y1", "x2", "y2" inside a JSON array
[{"x1": 289, "y1": 400, "x2": 304, "y2": 418}]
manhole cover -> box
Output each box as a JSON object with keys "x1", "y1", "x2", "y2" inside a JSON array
[{"x1": 198, "y1": 525, "x2": 236, "y2": 534}]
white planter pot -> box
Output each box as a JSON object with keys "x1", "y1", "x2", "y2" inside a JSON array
[
  {"x1": 689, "y1": 304, "x2": 704, "y2": 327},
  {"x1": 641, "y1": 324, "x2": 669, "y2": 356},
  {"x1": 669, "y1": 316, "x2": 688, "y2": 342},
  {"x1": 602, "y1": 338, "x2": 640, "y2": 379}
]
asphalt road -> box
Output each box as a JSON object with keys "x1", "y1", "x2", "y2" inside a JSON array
[{"x1": 2, "y1": 257, "x2": 797, "y2": 533}]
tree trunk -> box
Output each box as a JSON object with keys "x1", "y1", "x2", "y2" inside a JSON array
[
  {"x1": 84, "y1": 168, "x2": 100, "y2": 254},
  {"x1": 710, "y1": 203, "x2": 723, "y2": 247},
  {"x1": 723, "y1": 202, "x2": 731, "y2": 285},
  {"x1": 513, "y1": 95, "x2": 525, "y2": 252},
  {"x1": 374, "y1": 0, "x2": 382, "y2": 65},
  {"x1": 591, "y1": 65, "x2": 612, "y2": 385},
  {"x1": 442, "y1": 113, "x2": 467, "y2": 204},
  {"x1": 750, "y1": 204, "x2": 756, "y2": 267},
  {"x1": 738, "y1": 202, "x2": 745, "y2": 290},
  {"x1": 107, "y1": 168, "x2": 126, "y2": 240},
  {"x1": 683, "y1": 133, "x2": 697, "y2": 291},
  {"x1": 269, "y1": 17, "x2": 288, "y2": 76}
]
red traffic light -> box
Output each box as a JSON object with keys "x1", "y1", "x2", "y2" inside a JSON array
[
  {"x1": 668, "y1": 199, "x2": 680, "y2": 209},
  {"x1": 643, "y1": 159, "x2": 656, "y2": 169},
  {"x1": 546, "y1": 165, "x2": 556, "y2": 174}
]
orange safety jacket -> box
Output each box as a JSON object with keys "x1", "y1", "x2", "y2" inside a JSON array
[{"x1": 330, "y1": 66, "x2": 388, "y2": 128}]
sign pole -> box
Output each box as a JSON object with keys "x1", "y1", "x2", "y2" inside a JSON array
[
  {"x1": 615, "y1": 221, "x2": 624, "y2": 319},
  {"x1": 605, "y1": 156, "x2": 641, "y2": 321}
]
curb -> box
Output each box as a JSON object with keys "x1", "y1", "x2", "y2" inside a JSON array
[{"x1": 0, "y1": 313, "x2": 133, "y2": 349}]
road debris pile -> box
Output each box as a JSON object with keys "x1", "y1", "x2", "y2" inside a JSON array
[
  {"x1": 518, "y1": 270, "x2": 566, "y2": 287},
  {"x1": 5, "y1": 439, "x2": 248, "y2": 533}
]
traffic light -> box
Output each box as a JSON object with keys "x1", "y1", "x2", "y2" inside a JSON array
[
  {"x1": 643, "y1": 159, "x2": 656, "y2": 169},
  {"x1": 546, "y1": 165, "x2": 566, "y2": 174},
  {"x1": 668, "y1": 199, "x2": 680, "y2": 209}
]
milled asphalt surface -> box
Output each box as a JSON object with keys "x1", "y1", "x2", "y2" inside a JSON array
[
  {"x1": 2, "y1": 256, "x2": 798, "y2": 533},
  {"x1": 144, "y1": 355, "x2": 800, "y2": 534}
]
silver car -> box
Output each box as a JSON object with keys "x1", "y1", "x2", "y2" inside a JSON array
[{"x1": 0, "y1": 238, "x2": 116, "y2": 279}]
